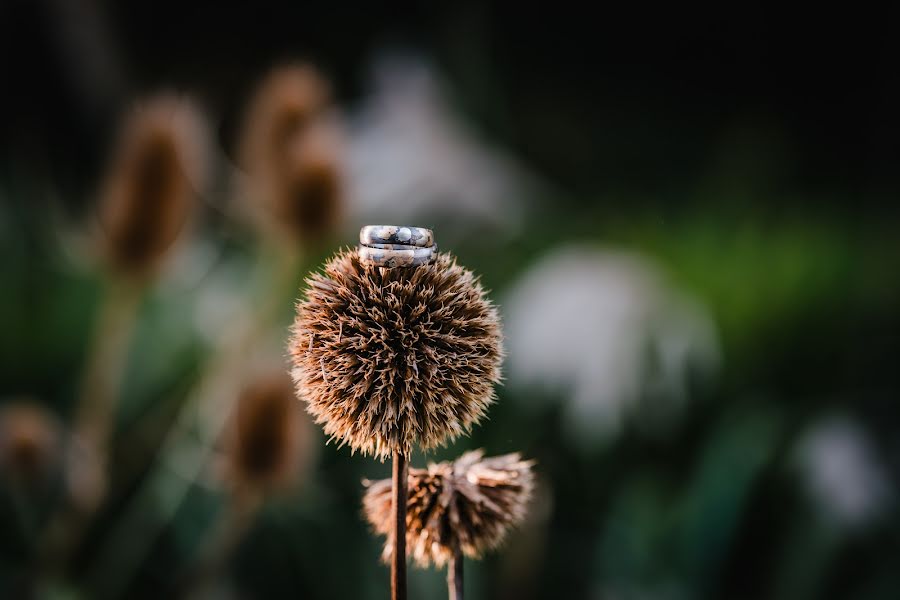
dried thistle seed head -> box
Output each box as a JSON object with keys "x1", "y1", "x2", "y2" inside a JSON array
[
  {"x1": 0, "y1": 401, "x2": 62, "y2": 489},
  {"x1": 288, "y1": 249, "x2": 502, "y2": 459},
  {"x1": 98, "y1": 94, "x2": 208, "y2": 275},
  {"x1": 363, "y1": 450, "x2": 534, "y2": 567},
  {"x1": 237, "y1": 64, "x2": 341, "y2": 244},
  {"x1": 226, "y1": 372, "x2": 313, "y2": 494}
]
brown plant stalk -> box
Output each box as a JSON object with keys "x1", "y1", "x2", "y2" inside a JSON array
[
  {"x1": 80, "y1": 93, "x2": 208, "y2": 460},
  {"x1": 48, "y1": 95, "x2": 208, "y2": 571}
]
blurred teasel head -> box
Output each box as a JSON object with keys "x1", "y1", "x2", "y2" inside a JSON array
[
  {"x1": 226, "y1": 372, "x2": 313, "y2": 496},
  {"x1": 288, "y1": 249, "x2": 503, "y2": 459},
  {"x1": 98, "y1": 94, "x2": 209, "y2": 276},
  {"x1": 236, "y1": 64, "x2": 343, "y2": 245},
  {"x1": 363, "y1": 450, "x2": 534, "y2": 566},
  {"x1": 0, "y1": 401, "x2": 62, "y2": 491}
]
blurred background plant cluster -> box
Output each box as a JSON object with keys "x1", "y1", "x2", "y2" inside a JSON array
[{"x1": 1, "y1": 3, "x2": 898, "y2": 600}]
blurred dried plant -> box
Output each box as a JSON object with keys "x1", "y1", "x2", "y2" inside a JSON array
[
  {"x1": 98, "y1": 94, "x2": 209, "y2": 276},
  {"x1": 237, "y1": 64, "x2": 342, "y2": 245},
  {"x1": 79, "y1": 93, "x2": 210, "y2": 471},
  {"x1": 172, "y1": 371, "x2": 316, "y2": 599},
  {"x1": 0, "y1": 402, "x2": 105, "y2": 510},
  {"x1": 225, "y1": 371, "x2": 313, "y2": 497},
  {"x1": 0, "y1": 402, "x2": 62, "y2": 491},
  {"x1": 288, "y1": 250, "x2": 503, "y2": 459},
  {"x1": 0, "y1": 400, "x2": 106, "y2": 572},
  {"x1": 363, "y1": 450, "x2": 535, "y2": 567}
]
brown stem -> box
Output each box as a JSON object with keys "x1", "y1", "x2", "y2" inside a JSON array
[
  {"x1": 391, "y1": 450, "x2": 408, "y2": 600},
  {"x1": 447, "y1": 546, "x2": 463, "y2": 600}
]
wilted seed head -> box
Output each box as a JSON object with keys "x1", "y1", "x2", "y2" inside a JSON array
[
  {"x1": 288, "y1": 249, "x2": 502, "y2": 459},
  {"x1": 99, "y1": 94, "x2": 208, "y2": 275},
  {"x1": 0, "y1": 402, "x2": 62, "y2": 489},
  {"x1": 226, "y1": 372, "x2": 311, "y2": 494},
  {"x1": 238, "y1": 64, "x2": 340, "y2": 243},
  {"x1": 363, "y1": 450, "x2": 534, "y2": 567}
]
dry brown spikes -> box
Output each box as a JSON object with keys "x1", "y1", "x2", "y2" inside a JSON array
[
  {"x1": 288, "y1": 250, "x2": 503, "y2": 460},
  {"x1": 363, "y1": 450, "x2": 535, "y2": 568}
]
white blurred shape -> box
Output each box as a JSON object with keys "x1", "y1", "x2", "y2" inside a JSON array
[
  {"x1": 345, "y1": 52, "x2": 541, "y2": 234},
  {"x1": 503, "y1": 246, "x2": 719, "y2": 446},
  {"x1": 796, "y1": 417, "x2": 892, "y2": 529}
]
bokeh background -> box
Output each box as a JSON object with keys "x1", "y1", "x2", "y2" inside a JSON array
[{"x1": 1, "y1": 3, "x2": 899, "y2": 599}]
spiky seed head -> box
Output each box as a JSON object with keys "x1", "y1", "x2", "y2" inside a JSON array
[
  {"x1": 98, "y1": 94, "x2": 208, "y2": 275},
  {"x1": 288, "y1": 249, "x2": 502, "y2": 459},
  {"x1": 226, "y1": 372, "x2": 313, "y2": 494},
  {"x1": 237, "y1": 64, "x2": 340, "y2": 244},
  {"x1": 363, "y1": 450, "x2": 534, "y2": 567}
]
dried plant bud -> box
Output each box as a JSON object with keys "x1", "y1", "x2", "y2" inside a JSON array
[
  {"x1": 226, "y1": 372, "x2": 312, "y2": 494},
  {"x1": 237, "y1": 64, "x2": 341, "y2": 243},
  {"x1": 363, "y1": 450, "x2": 534, "y2": 567},
  {"x1": 288, "y1": 250, "x2": 503, "y2": 459},
  {"x1": 0, "y1": 402, "x2": 62, "y2": 489},
  {"x1": 98, "y1": 94, "x2": 208, "y2": 275}
]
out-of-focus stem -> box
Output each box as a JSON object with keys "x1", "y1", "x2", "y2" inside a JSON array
[
  {"x1": 76, "y1": 278, "x2": 143, "y2": 457},
  {"x1": 39, "y1": 278, "x2": 143, "y2": 572},
  {"x1": 179, "y1": 488, "x2": 262, "y2": 598}
]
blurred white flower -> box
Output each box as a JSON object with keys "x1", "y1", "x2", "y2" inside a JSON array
[
  {"x1": 795, "y1": 417, "x2": 892, "y2": 529},
  {"x1": 503, "y1": 245, "x2": 719, "y2": 446},
  {"x1": 344, "y1": 52, "x2": 542, "y2": 236}
]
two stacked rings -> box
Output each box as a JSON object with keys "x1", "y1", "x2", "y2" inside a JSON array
[{"x1": 357, "y1": 225, "x2": 436, "y2": 268}]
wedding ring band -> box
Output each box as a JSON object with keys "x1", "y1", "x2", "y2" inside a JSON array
[
  {"x1": 357, "y1": 244, "x2": 436, "y2": 268},
  {"x1": 360, "y1": 225, "x2": 434, "y2": 248}
]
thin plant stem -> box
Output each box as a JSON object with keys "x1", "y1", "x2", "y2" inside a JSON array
[
  {"x1": 76, "y1": 277, "x2": 144, "y2": 455},
  {"x1": 447, "y1": 546, "x2": 463, "y2": 600},
  {"x1": 40, "y1": 278, "x2": 143, "y2": 568},
  {"x1": 391, "y1": 450, "x2": 408, "y2": 600}
]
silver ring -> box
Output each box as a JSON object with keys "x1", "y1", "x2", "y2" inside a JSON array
[
  {"x1": 357, "y1": 244, "x2": 436, "y2": 268},
  {"x1": 361, "y1": 242, "x2": 436, "y2": 251},
  {"x1": 360, "y1": 225, "x2": 434, "y2": 248}
]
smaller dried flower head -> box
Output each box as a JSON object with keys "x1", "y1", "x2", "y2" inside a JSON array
[
  {"x1": 289, "y1": 250, "x2": 503, "y2": 459},
  {"x1": 226, "y1": 372, "x2": 312, "y2": 494},
  {"x1": 0, "y1": 402, "x2": 62, "y2": 489},
  {"x1": 363, "y1": 450, "x2": 534, "y2": 567},
  {"x1": 237, "y1": 64, "x2": 340, "y2": 243},
  {"x1": 98, "y1": 94, "x2": 208, "y2": 275}
]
